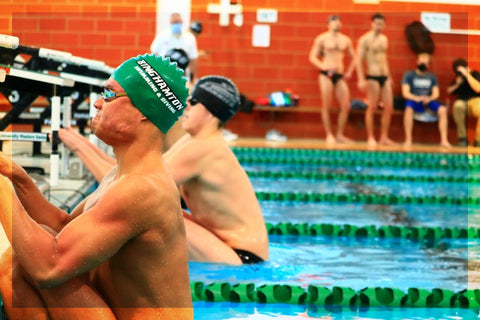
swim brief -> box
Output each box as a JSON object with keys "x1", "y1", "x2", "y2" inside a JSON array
[
  {"x1": 366, "y1": 75, "x2": 388, "y2": 88},
  {"x1": 233, "y1": 248, "x2": 264, "y2": 264},
  {"x1": 320, "y1": 70, "x2": 343, "y2": 85}
]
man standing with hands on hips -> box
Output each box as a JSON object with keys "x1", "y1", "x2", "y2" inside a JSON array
[{"x1": 309, "y1": 15, "x2": 356, "y2": 145}]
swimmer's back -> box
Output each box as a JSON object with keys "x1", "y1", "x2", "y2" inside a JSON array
[
  {"x1": 169, "y1": 133, "x2": 268, "y2": 260},
  {"x1": 78, "y1": 159, "x2": 191, "y2": 318}
]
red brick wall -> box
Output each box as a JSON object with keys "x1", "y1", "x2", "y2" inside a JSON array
[
  {"x1": 1, "y1": 0, "x2": 479, "y2": 142},
  {"x1": 190, "y1": 3, "x2": 478, "y2": 140}
]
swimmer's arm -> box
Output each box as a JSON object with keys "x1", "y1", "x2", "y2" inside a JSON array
[
  {"x1": 383, "y1": 37, "x2": 392, "y2": 80},
  {"x1": 344, "y1": 37, "x2": 356, "y2": 78},
  {"x1": 59, "y1": 128, "x2": 115, "y2": 182},
  {"x1": 0, "y1": 152, "x2": 68, "y2": 232},
  {"x1": 309, "y1": 36, "x2": 324, "y2": 70},
  {"x1": 10, "y1": 176, "x2": 155, "y2": 288},
  {"x1": 355, "y1": 36, "x2": 367, "y2": 85},
  {"x1": 447, "y1": 78, "x2": 462, "y2": 95},
  {"x1": 429, "y1": 86, "x2": 440, "y2": 101},
  {"x1": 67, "y1": 129, "x2": 115, "y2": 165},
  {"x1": 402, "y1": 83, "x2": 421, "y2": 102},
  {"x1": 165, "y1": 138, "x2": 204, "y2": 186},
  {"x1": 0, "y1": 176, "x2": 13, "y2": 243}
]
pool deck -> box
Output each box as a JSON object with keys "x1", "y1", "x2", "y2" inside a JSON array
[{"x1": 228, "y1": 137, "x2": 478, "y2": 154}]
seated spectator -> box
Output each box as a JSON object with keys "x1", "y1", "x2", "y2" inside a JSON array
[
  {"x1": 401, "y1": 53, "x2": 451, "y2": 148},
  {"x1": 447, "y1": 58, "x2": 480, "y2": 146}
]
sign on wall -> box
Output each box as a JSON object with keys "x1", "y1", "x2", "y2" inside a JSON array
[
  {"x1": 420, "y1": 12, "x2": 451, "y2": 33},
  {"x1": 257, "y1": 9, "x2": 278, "y2": 23},
  {"x1": 252, "y1": 25, "x2": 270, "y2": 47}
]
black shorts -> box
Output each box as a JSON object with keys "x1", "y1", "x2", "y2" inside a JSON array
[{"x1": 233, "y1": 248, "x2": 264, "y2": 264}]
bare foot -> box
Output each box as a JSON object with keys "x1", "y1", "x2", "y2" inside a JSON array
[
  {"x1": 379, "y1": 137, "x2": 397, "y2": 146},
  {"x1": 336, "y1": 135, "x2": 354, "y2": 144},
  {"x1": 326, "y1": 134, "x2": 336, "y2": 145},
  {"x1": 440, "y1": 140, "x2": 452, "y2": 149},
  {"x1": 403, "y1": 141, "x2": 412, "y2": 151},
  {"x1": 367, "y1": 138, "x2": 377, "y2": 149}
]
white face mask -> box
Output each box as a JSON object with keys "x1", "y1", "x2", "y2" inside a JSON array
[{"x1": 171, "y1": 23, "x2": 182, "y2": 35}]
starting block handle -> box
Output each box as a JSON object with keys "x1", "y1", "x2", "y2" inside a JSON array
[
  {"x1": 0, "y1": 34, "x2": 19, "y2": 49},
  {"x1": 50, "y1": 96, "x2": 61, "y2": 186},
  {"x1": 61, "y1": 97, "x2": 72, "y2": 178}
]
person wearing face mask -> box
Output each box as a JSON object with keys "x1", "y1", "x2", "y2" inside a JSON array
[
  {"x1": 401, "y1": 52, "x2": 451, "y2": 149},
  {"x1": 150, "y1": 12, "x2": 199, "y2": 83},
  {"x1": 447, "y1": 58, "x2": 480, "y2": 147}
]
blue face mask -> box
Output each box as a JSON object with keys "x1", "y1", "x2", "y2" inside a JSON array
[{"x1": 171, "y1": 23, "x2": 182, "y2": 35}]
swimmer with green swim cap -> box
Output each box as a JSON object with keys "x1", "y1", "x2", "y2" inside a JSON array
[
  {"x1": 111, "y1": 53, "x2": 189, "y2": 134},
  {"x1": 0, "y1": 52, "x2": 192, "y2": 320}
]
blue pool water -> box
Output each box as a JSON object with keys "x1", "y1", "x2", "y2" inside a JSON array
[
  {"x1": 259, "y1": 201, "x2": 474, "y2": 228},
  {"x1": 188, "y1": 154, "x2": 477, "y2": 319},
  {"x1": 189, "y1": 236, "x2": 472, "y2": 292},
  {"x1": 242, "y1": 164, "x2": 475, "y2": 180},
  {"x1": 250, "y1": 178, "x2": 472, "y2": 199},
  {"x1": 193, "y1": 302, "x2": 479, "y2": 319}
]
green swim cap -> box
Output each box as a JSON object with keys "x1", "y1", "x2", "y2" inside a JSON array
[{"x1": 112, "y1": 54, "x2": 188, "y2": 134}]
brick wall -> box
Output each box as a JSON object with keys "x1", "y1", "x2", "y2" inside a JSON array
[{"x1": 1, "y1": 0, "x2": 479, "y2": 142}]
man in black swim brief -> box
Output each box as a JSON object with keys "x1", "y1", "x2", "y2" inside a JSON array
[
  {"x1": 356, "y1": 13, "x2": 396, "y2": 148},
  {"x1": 164, "y1": 76, "x2": 269, "y2": 265},
  {"x1": 234, "y1": 249, "x2": 265, "y2": 264},
  {"x1": 320, "y1": 70, "x2": 344, "y2": 85},
  {"x1": 309, "y1": 15, "x2": 356, "y2": 145},
  {"x1": 366, "y1": 75, "x2": 388, "y2": 88}
]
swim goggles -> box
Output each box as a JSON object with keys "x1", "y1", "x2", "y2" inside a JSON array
[{"x1": 101, "y1": 88, "x2": 128, "y2": 102}]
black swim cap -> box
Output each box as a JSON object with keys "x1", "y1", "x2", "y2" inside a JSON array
[
  {"x1": 165, "y1": 48, "x2": 190, "y2": 71},
  {"x1": 190, "y1": 21, "x2": 203, "y2": 35},
  {"x1": 191, "y1": 76, "x2": 240, "y2": 123}
]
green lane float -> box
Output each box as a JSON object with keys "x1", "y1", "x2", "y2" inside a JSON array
[
  {"x1": 238, "y1": 155, "x2": 471, "y2": 170},
  {"x1": 245, "y1": 169, "x2": 479, "y2": 183},
  {"x1": 232, "y1": 147, "x2": 475, "y2": 170},
  {"x1": 190, "y1": 282, "x2": 480, "y2": 309},
  {"x1": 229, "y1": 283, "x2": 256, "y2": 303},
  {"x1": 265, "y1": 222, "x2": 480, "y2": 239},
  {"x1": 255, "y1": 191, "x2": 476, "y2": 205}
]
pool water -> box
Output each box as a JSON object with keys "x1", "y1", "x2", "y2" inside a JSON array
[
  {"x1": 188, "y1": 149, "x2": 478, "y2": 319},
  {"x1": 243, "y1": 163, "x2": 473, "y2": 180},
  {"x1": 193, "y1": 301, "x2": 479, "y2": 320},
  {"x1": 250, "y1": 178, "x2": 472, "y2": 199},
  {"x1": 259, "y1": 201, "x2": 473, "y2": 228},
  {"x1": 189, "y1": 235, "x2": 471, "y2": 293}
]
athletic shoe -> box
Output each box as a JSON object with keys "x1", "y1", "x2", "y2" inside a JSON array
[
  {"x1": 222, "y1": 129, "x2": 239, "y2": 141},
  {"x1": 413, "y1": 112, "x2": 438, "y2": 122},
  {"x1": 458, "y1": 138, "x2": 468, "y2": 147},
  {"x1": 265, "y1": 129, "x2": 287, "y2": 142}
]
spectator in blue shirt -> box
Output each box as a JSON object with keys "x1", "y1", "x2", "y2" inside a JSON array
[{"x1": 401, "y1": 53, "x2": 451, "y2": 148}]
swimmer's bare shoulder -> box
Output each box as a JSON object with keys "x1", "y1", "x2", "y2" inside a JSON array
[{"x1": 89, "y1": 173, "x2": 191, "y2": 317}]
